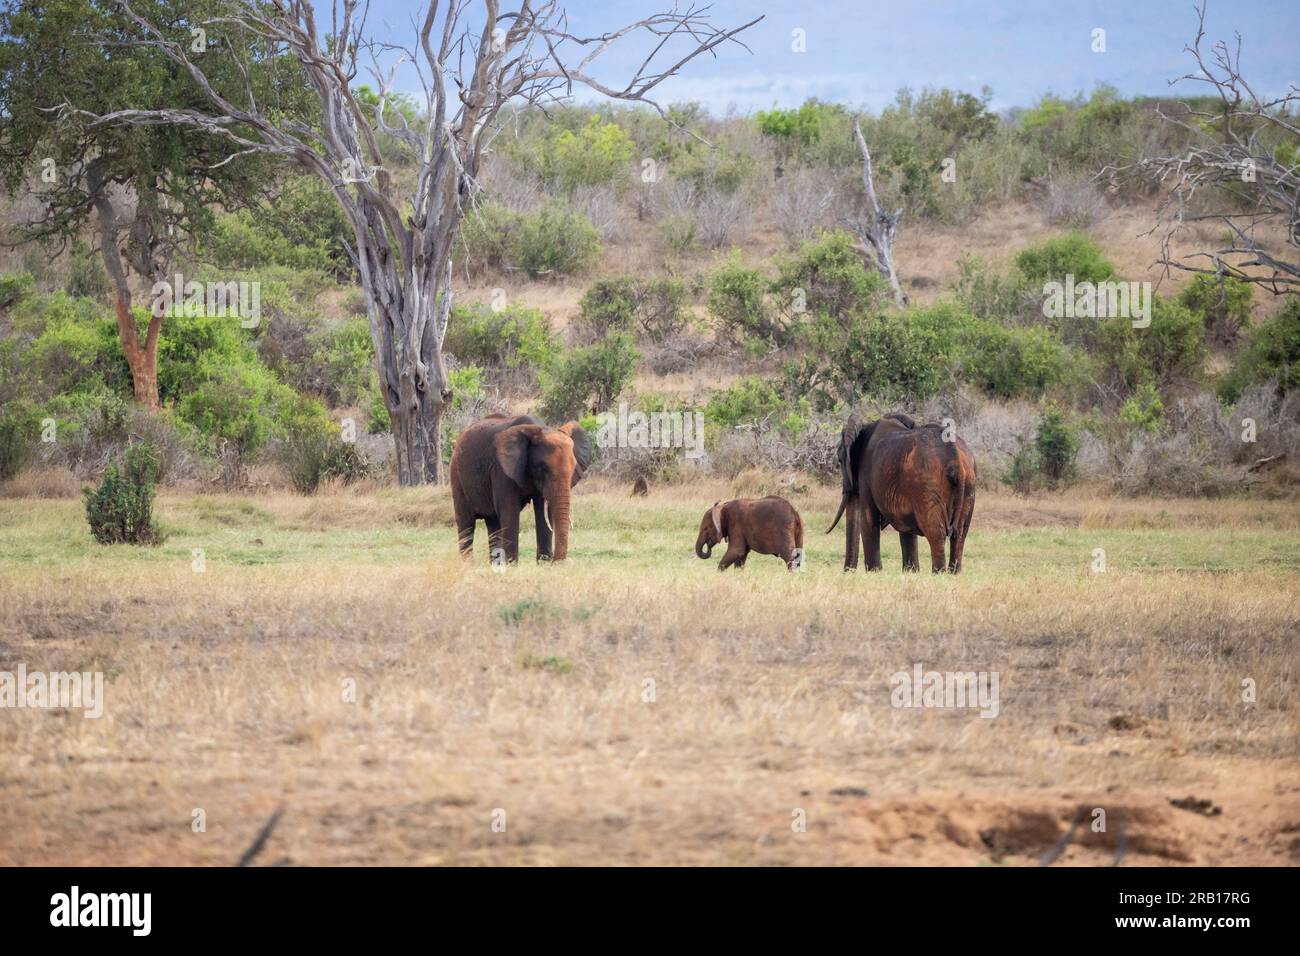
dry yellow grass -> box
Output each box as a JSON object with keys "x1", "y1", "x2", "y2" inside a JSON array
[{"x1": 1, "y1": 484, "x2": 1296, "y2": 865}]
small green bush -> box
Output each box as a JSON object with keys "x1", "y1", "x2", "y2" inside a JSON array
[
  {"x1": 1177, "y1": 273, "x2": 1252, "y2": 343},
  {"x1": 0, "y1": 271, "x2": 34, "y2": 310},
  {"x1": 509, "y1": 204, "x2": 601, "y2": 278},
  {"x1": 539, "y1": 116, "x2": 634, "y2": 194},
  {"x1": 576, "y1": 276, "x2": 689, "y2": 343},
  {"x1": 1014, "y1": 232, "x2": 1116, "y2": 287},
  {"x1": 83, "y1": 442, "x2": 163, "y2": 545},
  {"x1": 772, "y1": 230, "x2": 888, "y2": 332},
  {"x1": 0, "y1": 400, "x2": 39, "y2": 481},
  {"x1": 538, "y1": 334, "x2": 639, "y2": 421},
  {"x1": 1001, "y1": 407, "x2": 1080, "y2": 491},
  {"x1": 704, "y1": 377, "x2": 809, "y2": 441},
  {"x1": 1218, "y1": 295, "x2": 1300, "y2": 402},
  {"x1": 707, "y1": 253, "x2": 777, "y2": 344},
  {"x1": 443, "y1": 304, "x2": 558, "y2": 375}
]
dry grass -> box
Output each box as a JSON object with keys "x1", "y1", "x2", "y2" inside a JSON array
[{"x1": 1, "y1": 484, "x2": 1296, "y2": 865}]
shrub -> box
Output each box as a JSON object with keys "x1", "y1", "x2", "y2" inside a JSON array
[
  {"x1": 65, "y1": 244, "x2": 110, "y2": 302},
  {"x1": 509, "y1": 204, "x2": 601, "y2": 277},
  {"x1": 178, "y1": 357, "x2": 290, "y2": 482},
  {"x1": 1218, "y1": 295, "x2": 1300, "y2": 402},
  {"x1": 575, "y1": 276, "x2": 689, "y2": 344},
  {"x1": 704, "y1": 378, "x2": 809, "y2": 441},
  {"x1": 1042, "y1": 173, "x2": 1107, "y2": 228},
  {"x1": 772, "y1": 230, "x2": 888, "y2": 332},
  {"x1": 956, "y1": 320, "x2": 1077, "y2": 398},
  {"x1": 0, "y1": 400, "x2": 39, "y2": 481},
  {"x1": 83, "y1": 441, "x2": 163, "y2": 545},
  {"x1": 1118, "y1": 383, "x2": 1165, "y2": 432},
  {"x1": 1178, "y1": 274, "x2": 1252, "y2": 343},
  {"x1": 1097, "y1": 297, "x2": 1206, "y2": 390},
  {"x1": 1014, "y1": 232, "x2": 1116, "y2": 287},
  {"x1": 275, "y1": 398, "x2": 370, "y2": 494},
  {"x1": 824, "y1": 309, "x2": 956, "y2": 404},
  {"x1": 310, "y1": 317, "x2": 374, "y2": 407},
  {"x1": 443, "y1": 304, "x2": 558, "y2": 379},
  {"x1": 539, "y1": 116, "x2": 634, "y2": 194},
  {"x1": 459, "y1": 200, "x2": 518, "y2": 272},
  {"x1": 1001, "y1": 407, "x2": 1079, "y2": 491},
  {"x1": 538, "y1": 334, "x2": 639, "y2": 421},
  {"x1": 707, "y1": 253, "x2": 777, "y2": 345},
  {"x1": 0, "y1": 271, "x2": 34, "y2": 310}
]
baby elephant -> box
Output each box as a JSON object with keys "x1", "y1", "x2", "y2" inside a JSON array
[{"x1": 695, "y1": 496, "x2": 804, "y2": 571}]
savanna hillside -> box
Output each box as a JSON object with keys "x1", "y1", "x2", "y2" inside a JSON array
[{"x1": 2, "y1": 88, "x2": 1298, "y2": 497}]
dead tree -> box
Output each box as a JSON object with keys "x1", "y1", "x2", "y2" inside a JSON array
[
  {"x1": 73, "y1": 1, "x2": 759, "y2": 485},
  {"x1": 841, "y1": 118, "x2": 907, "y2": 307},
  {"x1": 1136, "y1": 1, "x2": 1299, "y2": 294}
]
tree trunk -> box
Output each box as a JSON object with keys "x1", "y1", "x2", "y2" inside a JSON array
[
  {"x1": 114, "y1": 298, "x2": 161, "y2": 408},
  {"x1": 91, "y1": 161, "x2": 163, "y2": 409},
  {"x1": 376, "y1": 292, "x2": 451, "y2": 487}
]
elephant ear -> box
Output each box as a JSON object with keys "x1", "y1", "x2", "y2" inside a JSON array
[
  {"x1": 711, "y1": 501, "x2": 724, "y2": 537},
  {"x1": 559, "y1": 421, "x2": 593, "y2": 485},
  {"x1": 840, "y1": 416, "x2": 869, "y2": 496},
  {"x1": 494, "y1": 424, "x2": 543, "y2": 488}
]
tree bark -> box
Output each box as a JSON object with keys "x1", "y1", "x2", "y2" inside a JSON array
[{"x1": 89, "y1": 160, "x2": 163, "y2": 409}]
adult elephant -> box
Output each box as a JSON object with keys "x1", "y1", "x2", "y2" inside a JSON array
[
  {"x1": 826, "y1": 413, "x2": 977, "y2": 573},
  {"x1": 450, "y1": 415, "x2": 592, "y2": 564}
]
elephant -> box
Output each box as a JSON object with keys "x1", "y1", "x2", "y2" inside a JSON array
[
  {"x1": 826, "y1": 413, "x2": 976, "y2": 573},
  {"x1": 449, "y1": 414, "x2": 592, "y2": 564},
  {"x1": 695, "y1": 496, "x2": 804, "y2": 571}
]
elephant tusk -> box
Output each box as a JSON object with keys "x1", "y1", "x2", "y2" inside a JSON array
[{"x1": 544, "y1": 501, "x2": 554, "y2": 535}]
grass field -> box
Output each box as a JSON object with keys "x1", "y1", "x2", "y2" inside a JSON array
[{"x1": 1, "y1": 479, "x2": 1298, "y2": 865}]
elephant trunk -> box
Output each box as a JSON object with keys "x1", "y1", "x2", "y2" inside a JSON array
[
  {"x1": 695, "y1": 536, "x2": 713, "y2": 559},
  {"x1": 549, "y1": 488, "x2": 572, "y2": 562}
]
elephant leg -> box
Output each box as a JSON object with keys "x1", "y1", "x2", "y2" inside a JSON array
[
  {"x1": 485, "y1": 516, "x2": 504, "y2": 565},
  {"x1": 843, "y1": 496, "x2": 860, "y2": 571},
  {"x1": 862, "y1": 505, "x2": 882, "y2": 572},
  {"x1": 453, "y1": 492, "x2": 476, "y2": 559},
  {"x1": 924, "y1": 527, "x2": 947, "y2": 573},
  {"x1": 533, "y1": 494, "x2": 552, "y2": 562},
  {"x1": 900, "y1": 532, "x2": 920, "y2": 572},
  {"x1": 950, "y1": 497, "x2": 974, "y2": 573},
  {"x1": 718, "y1": 542, "x2": 747, "y2": 571}
]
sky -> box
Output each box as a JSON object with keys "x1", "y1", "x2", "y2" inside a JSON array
[{"x1": 356, "y1": 0, "x2": 1299, "y2": 114}]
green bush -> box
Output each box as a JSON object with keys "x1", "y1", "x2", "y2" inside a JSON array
[
  {"x1": 65, "y1": 244, "x2": 110, "y2": 302},
  {"x1": 1177, "y1": 273, "x2": 1253, "y2": 344},
  {"x1": 83, "y1": 442, "x2": 163, "y2": 545},
  {"x1": 1118, "y1": 383, "x2": 1165, "y2": 432},
  {"x1": 1014, "y1": 232, "x2": 1116, "y2": 287},
  {"x1": 955, "y1": 319, "x2": 1077, "y2": 398},
  {"x1": 1218, "y1": 295, "x2": 1300, "y2": 402},
  {"x1": 0, "y1": 271, "x2": 34, "y2": 310},
  {"x1": 1001, "y1": 407, "x2": 1079, "y2": 491},
  {"x1": 704, "y1": 377, "x2": 809, "y2": 441},
  {"x1": 459, "y1": 200, "x2": 518, "y2": 272},
  {"x1": 539, "y1": 116, "x2": 634, "y2": 194},
  {"x1": 538, "y1": 334, "x2": 639, "y2": 421},
  {"x1": 509, "y1": 204, "x2": 601, "y2": 278},
  {"x1": 311, "y1": 317, "x2": 374, "y2": 407},
  {"x1": 772, "y1": 230, "x2": 888, "y2": 333},
  {"x1": 707, "y1": 253, "x2": 777, "y2": 344},
  {"x1": 826, "y1": 309, "x2": 955, "y2": 403},
  {"x1": 0, "y1": 399, "x2": 39, "y2": 481},
  {"x1": 575, "y1": 275, "x2": 688, "y2": 343},
  {"x1": 443, "y1": 303, "x2": 558, "y2": 375},
  {"x1": 178, "y1": 356, "x2": 289, "y2": 464},
  {"x1": 1097, "y1": 297, "x2": 1206, "y2": 389},
  {"x1": 275, "y1": 397, "x2": 368, "y2": 494}
]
